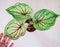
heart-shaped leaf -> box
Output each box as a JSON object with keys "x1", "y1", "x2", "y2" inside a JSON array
[
  {"x1": 33, "y1": 9, "x2": 59, "y2": 31},
  {"x1": 6, "y1": 3, "x2": 32, "y2": 22},
  {"x1": 4, "y1": 19, "x2": 28, "y2": 40}
]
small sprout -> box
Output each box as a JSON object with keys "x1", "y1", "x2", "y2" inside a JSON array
[{"x1": 5, "y1": 3, "x2": 60, "y2": 40}]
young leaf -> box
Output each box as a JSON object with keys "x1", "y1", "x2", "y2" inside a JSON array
[
  {"x1": 33, "y1": 9, "x2": 59, "y2": 31},
  {"x1": 4, "y1": 19, "x2": 28, "y2": 40},
  {"x1": 6, "y1": 2, "x2": 32, "y2": 22}
]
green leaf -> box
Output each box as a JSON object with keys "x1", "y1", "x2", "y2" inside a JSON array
[
  {"x1": 6, "y1": 2, "x2": 32, "y2": 22},
  {"x1": 33, "y1": 9, "x2": 59, "y2": 31},
  {"x1": 4, "y1": 19, "x2": 28, "y2": 40}
]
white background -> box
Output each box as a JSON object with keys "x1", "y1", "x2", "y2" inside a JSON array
[{"x1": 0, "y1": 0, "x2": 60, "y2": 47}]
